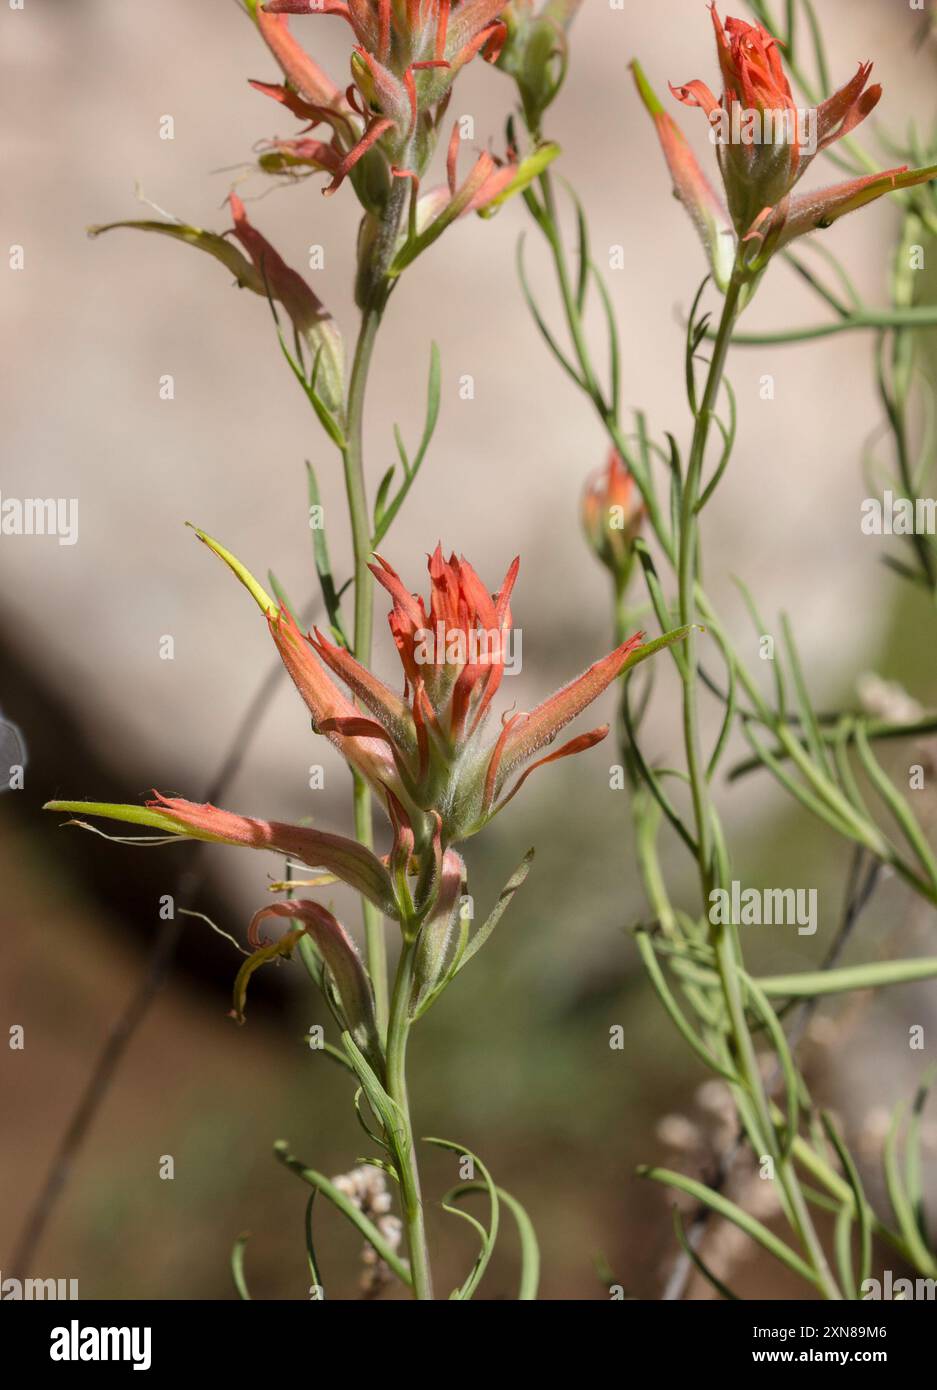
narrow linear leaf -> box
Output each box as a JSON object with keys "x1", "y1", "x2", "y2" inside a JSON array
[
  {"x1": 883, "y1": 1103, "x2": 937, "y2": 1277},
  {"x1": 634, "y1": 931, "x2": 739, "y2": 1083},
  {"x1": 516, "y1": 234, "x2": 585, "y2": 389},
  {"x1": 425, "y1": 1137, "x2": 500, "y2": 1300},
  {"x1": 854, "y1": 723, "x2": 937, "y2": 893},
  {"x1": 781, "y1": 613, "x2": 834, "y2": 778},
  {"x1": 273, "y1": 1142, "x2": 412, "y2": 1286},
  {"x1": 373, "y1": 464, "x2": 396, "y2": 531},
  {"x1": 906, "y1": 1066, "x2": 937, "y2": 1247},
  {"x1": 638, "y1": 1165, "x2": 820, "y2": 1287},
  {"x1": 278, "y1": 332, "x2": 347, "y2": 449},
  {"x1": 672, "y1": 1207, "x2": 740, "y2": 1300},
  {"x1": 623, "y1": 688, "x2": 697, "y2": 854},
  {"x1": 231, "y1": 1232, "x2": 252, "y2": 1301},
  {"x1": 696, "y1": 377, "x2": 737, "y2": 514},
  {"x1": 304, "y1": 1194, "x2": 325, "y2": 1300},
  {"x1": 306, "y1": 460, "x2": 350, "y2": 648},
  {"x1": 450, "y1": 1181, "x2": 541, "y2": 1300},
  {"x1": 757, "y1": 957, "x2": 937, "y2": 998},
  {"x1": 456, "y1": 849, "x2": 534, "y2": 973},
  {"x1": 342, "y1": 1031, "x2": 409, "y2": 1161},
  {"x1": 373, "y1": 343, "x2": 442, "y2": 547},
  {"x1": 742, "y1": 974, "x2": 799, "y2": 1157},
  {"x1": 267, "y1": 569, "x2": 296, "y2": 619},
  {"x1": 821, "y1": 1111, "x2": 871, "y2": 1297}
]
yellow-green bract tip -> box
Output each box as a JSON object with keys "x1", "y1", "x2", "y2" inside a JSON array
[
  {"x1": 187, "y1": 523, "x2": 277, "y2": 616},
  {"x1": 630, "y1": 59, "x2": 664, "y2": 118},
  {"x1": 43, "y1": 800, "x2": 188, "y2": 834}
]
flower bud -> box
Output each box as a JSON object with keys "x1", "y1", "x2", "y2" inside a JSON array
[
  {"x1": 412, "y1": 850, "x2": 465, "y2": 1009},
  {"x1": 581, "y1": 450, "x2": 645, "y2": 585},
  {"x1": 496, "y1": 1, "x2": 581, "y2": 132}
]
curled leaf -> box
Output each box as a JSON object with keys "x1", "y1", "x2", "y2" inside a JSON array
[
  {"x1": 249, "y1": 900, "x2": 379, "y2": 1059},
  {"x1": 230, "y1": 927, "x2": 306, "y2": 1024}
]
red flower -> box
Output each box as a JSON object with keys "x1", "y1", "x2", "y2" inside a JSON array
[
  {"x1": 632, "y1": 4, "x2": 937, "y2": 285},
  {"x1": 292, "y1": 544, "x2": 678, "y2": 843},
  {"x1": 185, "y1": 531, "x2": 685, "y2": 847},
  {"x1": 257, "y1": 0, "x2": 508, "y2": 195},
  {"x1": 45, "y1": 540, "x2": 686, "y2": 945}
]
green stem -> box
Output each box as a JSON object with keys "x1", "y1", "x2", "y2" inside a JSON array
[
  {"x1": 678, "y1": 273, "x2": 842, "y2": 1300},
  {"x1": 342, "y1": 307, "x2": 388, "y2": 1032},
  {"x1": 341, "y1": 177, "x2": 410, "y2": 1035},
  {"x1": 341, "y1": 176, "x2": 434, "y2": 1299},
  {"x1": 526, "y1": 173, "x2": 847, "y2": 1296},
  {"x1": 678, "y1": 277, "x2": 742, "y2": 889},
  {"x1": 385, "y1": 938, "x2": 434, "y2": 1299},
  {"x1": 881, "y1": 332, "x2": 937, "y2": 590}
]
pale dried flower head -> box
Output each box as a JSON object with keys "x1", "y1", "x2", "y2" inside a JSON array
[{"x1": 330, "y1": 1164, "x2": 403, "y2": 1297}]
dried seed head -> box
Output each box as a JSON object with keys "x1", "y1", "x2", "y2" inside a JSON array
[
  {"x1": 329, "y1": 1163, "x2": 403, "y2": 1298},
  {"x1": 656, "y1": 1114, "x2": 703, "y2": 1153}
]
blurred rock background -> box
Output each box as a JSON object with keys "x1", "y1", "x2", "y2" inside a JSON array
[{"x1": 1, "y1": 0, "x2": 935, "y2": 1299}]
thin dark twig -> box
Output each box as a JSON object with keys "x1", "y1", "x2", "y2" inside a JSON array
[
  {"x1": 662, "y1": 847, "x2": 880, "y2": 1301},
  {"x1": 661, "y1": 1133, "x2": 742, "y2": 1301},
  {"x1": 10, "y1": 598, "x2": 320, "y2": 1279}
]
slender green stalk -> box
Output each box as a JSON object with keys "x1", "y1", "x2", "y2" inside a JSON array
[
  {"x1": 385, "y1": 938, "x2": 434, "y2": 1300},
  {"x1": 525, "y1": 168, "x2": 858, "y2": 1296},
  {"x1": 337, "y1": 181, "x2": 436, "y2": 1297},
  {"x1": 340, "y1": 178, "x2": 410, "y2": 1034},
  {"x1": 678, "y1": 271, "x2": 842, "y2": 1299},
  {"x1": 342, "y1": 307, "x2": 389, "y2": 1031},
  {"x1": 678, "y1": 276, "x2": 742, "y2": 889}
]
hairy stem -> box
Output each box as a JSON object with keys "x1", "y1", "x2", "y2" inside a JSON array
[
  {"x1": 344, "y1": 176, "x2": 433, "y2": 1297},
  {"x1": 341, "y1": 179, "x2": 410, "y2": 1033},
  {"x1": 385, "y1": 938, "x2": 434, "y2": 1300},
  {"x1": 342, "y1": 306, "x2": 388, "y2": 1030}
]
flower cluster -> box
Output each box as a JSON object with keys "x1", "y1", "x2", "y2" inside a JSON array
[
  {"x1": 90, "y1": 3, "x2": 562, "y2": 435},
  {"x1": 253, "y1": 538, "x2": 680, "y2": 1002},
  {"x1": 246, "y1": 1, "x2": 562, "y2": 289},
  {"x1": 254, "y1": 0, "x2": 508, "y2": 197},
  {"x1": 46, "y1": 538, "x2": 683, "y2": 1030},
  {"x1": 229, "y1": 537, "x2": 672, "y2": 853},
  {"x1": 632, "y1": 4, "x2": 937, "y2": 289}
]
